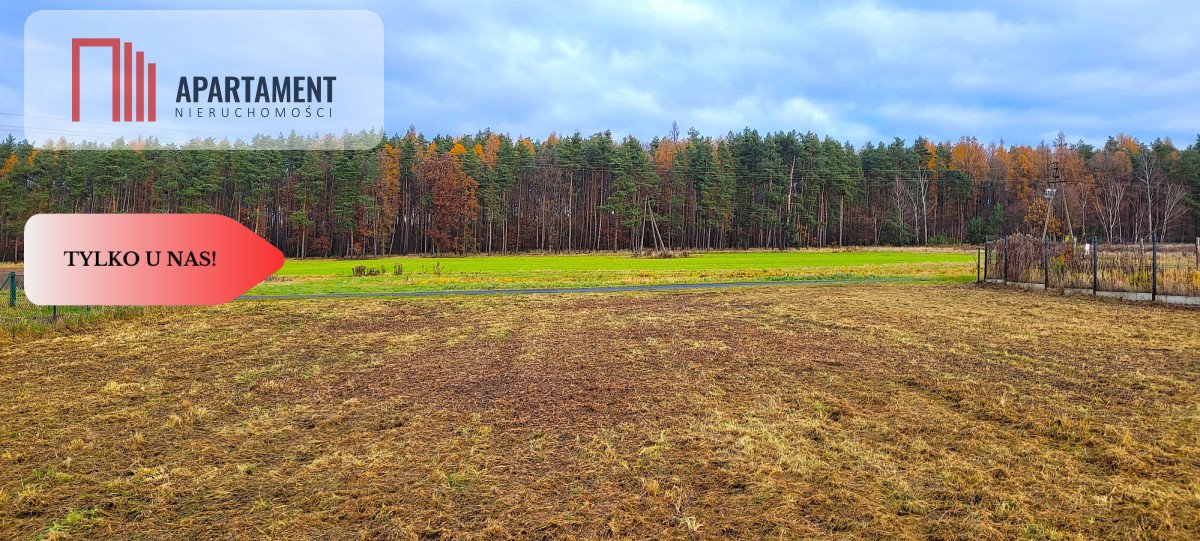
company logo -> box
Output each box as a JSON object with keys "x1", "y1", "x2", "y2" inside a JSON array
[
  {"x1": 71, "y1": 38, "x2": 156, "y2": 122},
  {"x1": 28, "y1": 11, "x2": 384, "y2": 150}
]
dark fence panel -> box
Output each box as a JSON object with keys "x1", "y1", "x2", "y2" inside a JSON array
[{"x1": 982, "y1": 235, "x2": 1200, "y2": 300}]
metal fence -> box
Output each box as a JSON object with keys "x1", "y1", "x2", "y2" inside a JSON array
[
  {"x1": 3, "y1": 271, "x2": 160, "y2": 342},
  {"x1": 2, "y1": 271, "x2": 20, "y2": 308},
  {"x1": 979, "y1": 235, "x2": 1200, "y2": 302},
  {"x1": 2, "y1": 271, "x2": 84, "y2": 333}
]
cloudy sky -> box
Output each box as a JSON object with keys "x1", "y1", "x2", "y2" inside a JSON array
[{"x1": 2, "y1": 0, "x2": 1198, "y2": 147}]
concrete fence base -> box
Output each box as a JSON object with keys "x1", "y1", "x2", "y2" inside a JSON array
[{"x1": 982, "y1": 279, "x2": 1200, "y2": 306}]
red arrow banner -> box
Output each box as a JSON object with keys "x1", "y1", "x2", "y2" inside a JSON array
[{"x1": 23, "y1": 214, "x2": 284, "y2": 306}]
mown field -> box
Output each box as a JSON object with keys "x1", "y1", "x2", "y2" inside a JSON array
[
  {"x1": 2, "y1": 282, "x2": 1197, "y2": 539},
  {"x1": 249, "y1": 248, "x2": 976, "y2": 295},
  {"x1": 3, "y1": 249, "x2": 974, "y2": 340}
]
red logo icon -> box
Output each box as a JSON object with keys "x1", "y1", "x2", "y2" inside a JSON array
[{"x1": 71, "y1": 38, "x2": 156, "y2": 122}]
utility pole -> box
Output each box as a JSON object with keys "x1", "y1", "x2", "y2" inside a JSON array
[{"x1": 1041, "y1": 160, "x2": 1062, "y2": 242}]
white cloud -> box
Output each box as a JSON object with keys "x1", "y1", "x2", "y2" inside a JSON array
[
  {"x1": 680, "y1": 95, "x2": 875, "y2": 142},
  {"x1": 2, "y1": 0, "x2": 1199, "y2": 145}
]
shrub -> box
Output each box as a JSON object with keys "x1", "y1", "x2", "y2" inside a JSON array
[{"x1": 351, "y1": 265, "x2": 386, "y2": 277}]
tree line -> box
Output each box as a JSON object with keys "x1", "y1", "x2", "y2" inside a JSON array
[{"x1": 1, "y1": 126, "x2": 1198, "y2": 261}]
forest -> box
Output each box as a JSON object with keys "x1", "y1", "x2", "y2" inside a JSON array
[{"x1": 0, "y1": 126, "x2": 1198, "y2": 260}]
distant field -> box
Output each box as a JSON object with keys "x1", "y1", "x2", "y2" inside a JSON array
[
  {"x1": 251, "y1": 248, "x2": 976, "y2": 295},
  {"x1": 4, "y1": 248, "x2": 972, "y2": 340},
  {"x1": 2, "y1": 283, "x2": 1196, "y2": 539}
]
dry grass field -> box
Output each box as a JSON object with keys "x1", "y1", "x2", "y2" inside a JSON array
[{"x1": 1, "y1": 283, "x2": 1198, "y2": 539}]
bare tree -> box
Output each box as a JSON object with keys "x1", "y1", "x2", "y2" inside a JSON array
[
  {"x1": 912, "y1": 166, "x2": 931, "y2": 245},
  {"x1": 1158, "y1": 182, "x2": 1188, "y2": 240},
  {"x1": 1135, "y1": 149, "x2": 1159, "y2": 241},
  {"x1": 1092, "y1": 151, "x2": 1131, "y2": 242}
]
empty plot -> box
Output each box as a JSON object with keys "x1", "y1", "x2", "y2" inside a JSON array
[{"x1": 1, "y1": 283, "x2": 1197, "y2": 539}]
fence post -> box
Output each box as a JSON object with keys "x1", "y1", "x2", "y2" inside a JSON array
[
  {"x1": 1043, "y1": 237, "x2": 1050, "y2": 290},
  {"x1": 1151, "y1": 234, "x2": 1158, "y2": 302},
  {"x1": 1091, "y1": 236, "x2": 1098, "y2": 295},
  {"x1": 7, "y1": 272, "x2": 14, "y2": 308},
  {"x1": 1003, "y1": 235, "x2": 1009, "y2": 284},
  {"x1": 983, "y1": 238, "x2": 989, "y2": 282},
  {"x1": 52, "y1": 305, "x2": 58, "y2": 322},
  {"x1": 976, "y1": 245, "x2": 981, "y2": 283},
  {"x1": 1195, "y1": 237, "x2": 1199, "y2": 268}
]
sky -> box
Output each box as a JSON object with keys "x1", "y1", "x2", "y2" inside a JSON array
[{"x1": 2, "y1": 0, "x2": 1198, "y2": 147}]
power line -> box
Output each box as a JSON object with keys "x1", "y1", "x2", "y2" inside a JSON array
[
  {"x1": 435, "y1": 161, "x2": 1031, "y2": 185},
  {"x1": 0, "y1": 126, "x2": 1097, "y2": 187},
  {"x1": 0, "y1": 112, "x2": 244, "y2": 138},
  {"x1": 0, "y1": 124, "x2": 208, "y2": 145}
]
